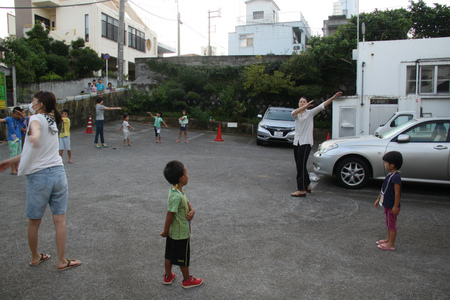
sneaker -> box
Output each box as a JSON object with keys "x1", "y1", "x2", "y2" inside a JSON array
[
  {"x1": 163, "y1": 272, "x2": 176, "y2": 285},
  {"x1": 96, "y1": 144, "x2": 101, "y2": 149},
  {"x1": 102, "y1": 143, "x2": 108, "y2": 148},
  {"x1": 182, "y1": 276, "x2": 203, "y2": 289}
]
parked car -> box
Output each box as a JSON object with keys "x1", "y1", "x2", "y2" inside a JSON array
[
  {"x1": 374, "y1": 111, "x2": 416, "y2": 137},
  {"x1": 312, "y1": 118, "x2": 450, "y2": 189},
  {"x1": 256, "y1": 107, "x2": 295, "y2": 145}
]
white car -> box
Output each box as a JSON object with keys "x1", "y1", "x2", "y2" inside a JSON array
[
  {"x1": 312, "y1": 118, "x2": 450, "y2": 189},
  {"x1": 374, "y1": 111, "x2": 416, "y2": 137},
  {"x1": 256, "y1": 107, "x2": 295, "y2": 145}
]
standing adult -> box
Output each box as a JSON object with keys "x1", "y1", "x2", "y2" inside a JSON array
[
  {"x1": 0, "y1": 91, "x2": 81, "y2": 271},
  {"x1": 291, "y1": 91, "x2": 343, "y2": 197}
]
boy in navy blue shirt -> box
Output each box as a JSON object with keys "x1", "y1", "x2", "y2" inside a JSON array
[{"x1": 374, "y1": 151, "x2": 403, "y2": 251}]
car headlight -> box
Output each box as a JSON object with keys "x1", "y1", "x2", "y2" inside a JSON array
[{"x1": 317, "y1": 143, "x2": 338, "y2": 154}]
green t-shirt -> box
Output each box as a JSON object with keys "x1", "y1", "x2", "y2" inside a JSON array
[
  {"x1": 167, "y1": 186, "x2": 190, "y2": 240},
  {"x1": 154, "y1": 117, "x2": 163, "y2": 127}
]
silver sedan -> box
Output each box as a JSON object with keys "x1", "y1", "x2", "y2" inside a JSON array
[{"x1": 312, "y1": 118, "x2": 450, "y2": 189}]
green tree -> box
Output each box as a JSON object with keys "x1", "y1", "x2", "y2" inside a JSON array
[
  {"x1": 409, "y1": 0, "x2": 450, "y2": 38},
  {"x1": 69, "y1": 38, "x2": 104, "y2": 78}
]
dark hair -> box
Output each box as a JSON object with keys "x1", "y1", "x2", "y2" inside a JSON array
[
  {"x1": 300, "y1": 96, "x2": 309, "y2": 101},
  {"x1": 383, "y1": 151, "x2": 403, "y2": 170},
  {"x1": 96, "y1": 96, "x2": 103, "y2": 104},
  {"x1": 157, "y1": 111, "x2": 163, "y2": 116},
  {"x1": 13, "y1": 106, "x2": 23, "y2": 113},
  {"x1": 62, "y1": 109, "x2": 70, "y2": 115},
  {"x1": 33, "y1": 91, "x2": 62, "y2": 126},
  {"x1": 123, "y1": 113, "x2": 128, "y2": 119},
  {"x1": 163, "y1": 160, "x2": 185, "y2": 185}
]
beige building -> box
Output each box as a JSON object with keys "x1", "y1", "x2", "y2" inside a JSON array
[{"x1": 13, "y1": 0, "x2": 162, "y2": 80}]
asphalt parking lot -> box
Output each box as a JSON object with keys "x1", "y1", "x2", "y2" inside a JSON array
[{"x1": 0, "y1": 121, "x2": 449, "y2": 300}]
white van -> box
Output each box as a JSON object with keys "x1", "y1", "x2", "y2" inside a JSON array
[{"x1": 374, "y1": 111, "x2": 417, "y2": 137}]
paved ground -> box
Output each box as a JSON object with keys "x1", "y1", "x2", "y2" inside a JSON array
[{"x1": 0, "y1": 121, "x2": 449, "y2": 300}]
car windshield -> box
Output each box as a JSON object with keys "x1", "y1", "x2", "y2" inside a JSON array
[
  {"x1": 379, "y1": 119, "x2": 418, "y2": 139},
  {"x1": 264, "y1": 110, "x2": 294, "y2": 121}
]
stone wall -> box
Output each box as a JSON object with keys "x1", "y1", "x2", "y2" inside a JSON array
[
  {"x1": 0, "y1": 90, "x2": 128, "y2": 142},
  {"x1": 133, "y1": 55, "x2": 291, "y2": 86}
]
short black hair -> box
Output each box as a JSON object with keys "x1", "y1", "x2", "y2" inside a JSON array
[
  {"x1": 383, "y1": 151, "x2": 403, "y2": 170},
  {"x1": 123, "y1": 113, "x2": 128, "y2": 119},
  {"x1": 13, "y1": 106, "x2": 23, "y2": 113},
  {"x1": 163, "y1": 160, "x2": 185, "y2": 185},
  {"x1": 62, "y1": 109, "x2": 70, "y2": 115},
  {"x1": 96, "y1": 96, "x2": 103, "y2": 103},
  {"x1": 157, "y1": 111, "x2": 163, "y2": 116}
]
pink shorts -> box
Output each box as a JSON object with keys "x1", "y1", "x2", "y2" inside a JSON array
[{"x1": 384, "y1": 207, "x2": 400, "y2": 231}]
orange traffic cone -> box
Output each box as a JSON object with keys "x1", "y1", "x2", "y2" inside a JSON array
[
  {"x1": 214, "y1": 124, "x2": 224, "y2": 142},
  {"x1": 326, "y1": 132, "x2": 330, "y2": 140},
  {"x1": 84, "y1": 115, "x2": 94, "y2": 134}
]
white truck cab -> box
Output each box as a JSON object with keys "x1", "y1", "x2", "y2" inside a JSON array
[{"x1": 374, "y1": 111, "x2": 417, "y2": 137}]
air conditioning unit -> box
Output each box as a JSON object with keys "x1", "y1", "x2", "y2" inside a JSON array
[{"x1": 293, "y1": 45, "x2": 301, "y2": 51}]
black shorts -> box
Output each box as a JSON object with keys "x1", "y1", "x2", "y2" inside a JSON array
[
  {"x1": 165, "y1": 236, "x2": 190, "y2": 267},
  {"x1": 179, "y1": 124, "x2": 188, "y2": 131},
  {"x1": 154, "y1": 126, "x2": 161, "y2": 137}
]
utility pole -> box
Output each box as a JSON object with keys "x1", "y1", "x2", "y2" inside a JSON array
[
  {"x1": 207, "y1": 9, "x2": 221, "y2": 56},
  {"x1": 176, "y1": 0, "x2": 181, "y2": 56},
  {"x1": 117, "y1": 0, "x2": 125, "y2": 86}
]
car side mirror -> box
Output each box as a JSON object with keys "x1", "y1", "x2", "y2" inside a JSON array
[
  {"x1": 257, "y1": 114, "x2": 262, "y2": 119},
  {"x1": 396, "y1": 134, "x2": 410, "y2": 143}
]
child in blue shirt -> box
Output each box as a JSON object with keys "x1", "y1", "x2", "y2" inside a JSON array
[
  {"x1": 374, "y1": 151, "x2": 403, "y2": 251},
  {"x1": 0, "y1": 107, "x2": 25, "y2": 174}
]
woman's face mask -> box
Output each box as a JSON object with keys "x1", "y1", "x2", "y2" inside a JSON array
[{"x1": 29, "y1": 100, "x2": 41, "y2": 115}]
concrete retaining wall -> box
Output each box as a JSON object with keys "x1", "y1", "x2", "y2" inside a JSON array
[{"x1": 0, "y1": 89, "x2": 128, "y2": 142}]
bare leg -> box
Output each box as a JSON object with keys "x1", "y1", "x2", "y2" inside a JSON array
[
  {"x1": 165, "y1": 259, "x2": 172, "y2": 277},
  {"x1": 184, "y1": 131, "x2": 188, "y2": 143},
  {"x1": 180, "y1": 266, "x2": 190, "y2": 281},
  {"x1": 177, "y1": 131, "x2": 182, "y2": 142},
  {"x1": 53, "y1": 214, "x2": 67, "y2": 268},
  {"x1": 59, "y1": 150, "x2": 63, "y2": 158},
  {"x1": 68, "y1": 150, "x2": 72, "y2": 162},
  {"x1": 385, "y1": 229, "x2": 397, "y2": 248},
  {"x1": 28, "y1": 218, "x2": 42, "y2": 264}
]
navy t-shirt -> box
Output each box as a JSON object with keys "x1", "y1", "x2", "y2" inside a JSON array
[{"x1": 381, "y1": 172, "x2": 402, "y2": 209}]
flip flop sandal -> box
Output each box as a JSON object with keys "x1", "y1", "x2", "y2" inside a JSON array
[
  {"x1": 58, "y1": 259, "x2": 81, "y2": 271},
  {"x1": 30, "y1": 253, "x2": 51, "y2": 266}
]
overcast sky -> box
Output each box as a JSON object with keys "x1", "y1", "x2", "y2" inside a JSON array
[{"x1": 1, "y1": 0, "x2": 449, "y2": 55}]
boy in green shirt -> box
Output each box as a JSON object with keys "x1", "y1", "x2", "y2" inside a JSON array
[
  {"x1": 147, "y1": 111, "x2": 168, "y2": 143},
  {"x1": 161, "y1": 160, "x2": 203, "y2": 289}
]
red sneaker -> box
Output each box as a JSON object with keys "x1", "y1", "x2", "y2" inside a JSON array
[
  {"x1": 182, "y1": 276, "x2": 203, "y2": 289},
  {"x1": 163, "y1": 272, "x2": 176, "y2": 285}
]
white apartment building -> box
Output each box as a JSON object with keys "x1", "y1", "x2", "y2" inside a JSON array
[
  {"x1": 13, "y1": 0, "x2": 161, "y2": 80},
  {"x1": 228, "y1": 0, "x2": 311, "y2": 55}
]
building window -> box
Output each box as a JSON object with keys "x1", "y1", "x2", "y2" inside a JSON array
[
  {"x1": 101, "y1": 13, "x2": 118, "y2": 42},
  {"x1": 406, "y1": 66, "x2": 417, "y2": 94},
  {"x1": 128, "y1": 26, "x2": 145, "y2": 52},
  {"x1": 406, "y1": 65, "x2": 450, "y2": 94},
  {"x1": 240, "y1": 34, "x2": 254, "y2": 48},
  {"x1": 85, "y1": 14, "x2": 89, "y2": 42},
  {"x1": 253, "y1": 11, "x2": 263, "y2": 20},
  {"x1": 437, "y1": 65, "x2": 450, "y2": 93}
]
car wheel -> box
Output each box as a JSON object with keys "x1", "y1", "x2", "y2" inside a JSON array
[
  {"x1": 336, "y1": 157, "x2": 370, "y2": 189},
  {"x1": 256, "y1": 138, "x2": 263, "y2": 146}
]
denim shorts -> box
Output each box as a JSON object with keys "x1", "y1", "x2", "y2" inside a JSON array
[{"x1": 26, "y1": 166, "x2": 68, "y2": 219}]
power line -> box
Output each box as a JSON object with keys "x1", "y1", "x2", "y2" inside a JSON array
[
  {"x1": 128, "y1": 0, "x2": 177, "y2": 22},
  {"x1": 0, "y1": 0, "x2": 112, "y2": 9}
]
